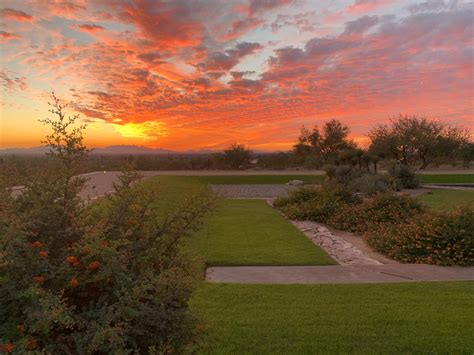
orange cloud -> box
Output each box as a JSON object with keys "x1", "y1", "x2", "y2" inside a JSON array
[
  {"x1": 0, "y1": 31, "x2": 19, "y2": 41},
  {"x1": 77, "y1": 24, "x2": 104, "y2": 33},
  {"x1": 0, "y1": 8, "x2": 32, "y2": 21}
]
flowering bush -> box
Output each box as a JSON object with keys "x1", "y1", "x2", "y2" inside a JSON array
[
  {"x1": 328, "y1": 193, "x2": 426, "y2": 234},
  {"x1": 365, "y1": 205, "x2": 474, "y2": 265},
  {"x1": 0, "y1": 96, "x2": 214, "y2": 353}
]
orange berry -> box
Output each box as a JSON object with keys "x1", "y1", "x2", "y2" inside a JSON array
[
  {"x1": 88, "y1": 261, "x2": 100, "y2": 271},
  {"x1": 39, "y1": 251, "x2": 48, "y2": 257},
  {"x1": 0, "y1": 343, "x2": 14, "y2": 353},
  {"x1": 69, "y1": 277, "x2": 78, "y2": 288},
  {"x1": 66, "y1": 256, "x2": 78, "y2": 266},
  {"x1": 26, "y1": 337, "x2": 37, "y2": 350},
  {"x1": 32, "y1": 241, "x2": 42, "y2": 248},
  {"x1": 32, "y1": 276, "x2": 45, "y2": 284},
  {"x1": 195, "y1": 323, "x2": 203, "y2": 334}
]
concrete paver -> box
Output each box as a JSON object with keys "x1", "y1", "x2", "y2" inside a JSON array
[{"x1": 206, "y1": 264, "x2": 474, "y2": 284}]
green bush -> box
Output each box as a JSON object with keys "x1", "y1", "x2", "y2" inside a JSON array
[
  {"x1": 349, "y1": 174, "x2": 390, "y2": 197},
  {"x1": 329, "y1": 193, "x2": 426, "y2": 234},
  {"x1": 0, "y1": 97, "x2": 214, "y2": 353},
  {"x1": 389, "y1": 164, "x2": 419, "y2": 190},
  {"x1": 274, "y1": 186, "x2": 361, "y2": 223},
  {"x1": 365, "y1": 205, "x2": 474, "y2": 265},
  {"x1": 324, "y1": 165, "x2": 366, "y2": 186}
]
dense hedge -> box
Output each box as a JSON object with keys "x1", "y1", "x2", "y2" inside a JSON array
[
  {"x1": 328, "y1": 194, "x2": 426, "y2": 234},
  {"x1": 273, "y1": 186, "x2": 361, "y2": 223},
  {"x1": 365, "y1": 206, "x2": 474, "y2": 265}
]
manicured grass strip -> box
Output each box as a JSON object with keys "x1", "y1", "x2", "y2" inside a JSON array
[
  {"x1": 187, "y1": 199, "x2": 334, "y2": 266},
  {"x1": 417, "y1": 189, "x2": 474, "y2": 211},
  {"x1": 418, "y1": 174, "x2": 474, "y2": 184},
  {"x1": 188, "y1": 175, "x2": 324, "y2": 185},
  {"x1": 190, "y1": 282, "x2": 474, "y2": 354}
]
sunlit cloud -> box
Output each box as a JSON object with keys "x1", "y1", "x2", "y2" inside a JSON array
[
  {"x1": 113, "y1": 121, "x2": 167, "y2": 141},
  {"x1": 1, "y1": 0, "x2": 472, "y2": 150}
]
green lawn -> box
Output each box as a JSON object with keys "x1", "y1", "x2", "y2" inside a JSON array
[
  {"x1": 190, "y1": 282, "x2": 474, "y2": 354},
  {"x1": 418, "y1": 174, "x2": 474, "y2": 184},
  {"x1": 187, "y1": 199, "x2": 334, "y2": 266},
  {"x1": 137, "y1": 176, "x2": 333, "y2": 266},
  {"x1": 417, "y1": 189, "x2": 474, "y2": 210},
  {"x1": 188, "y1": 175, "x2": 324, "y2": 185}
]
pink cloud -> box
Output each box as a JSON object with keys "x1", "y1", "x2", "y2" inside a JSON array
[
  {"x1": 0, "y1": 30, "x2": 19, "y2": 41},
  {"x1": 346, "y1": 0, "x2": 394, "y2": 14},
  {"x1": 0, "y1": 8, "x2": 32, "y2": 21}
]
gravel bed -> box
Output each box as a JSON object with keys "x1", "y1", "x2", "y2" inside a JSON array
[{"x1": 210, "y1": 184, "x2": 294, "y2": 198}]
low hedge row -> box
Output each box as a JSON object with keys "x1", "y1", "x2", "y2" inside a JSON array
[{"x1": 274, "y1": 187, "x2": 474, "y2": 266}]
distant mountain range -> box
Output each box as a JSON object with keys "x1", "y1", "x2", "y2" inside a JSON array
[{"x1": 0, "y1": 145, "x2": 223, "y2": 155}]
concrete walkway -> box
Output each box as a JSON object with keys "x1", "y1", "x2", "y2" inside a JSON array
[{"x1": 206, "y1": 264, "x2": 474, "y2": 284}]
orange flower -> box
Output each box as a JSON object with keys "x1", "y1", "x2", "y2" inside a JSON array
[
  {"x1": 32, "y1": 276, "x2": 45, "y2": 284},
  {"x1": 88, "y1": 261, "x2": 100, "y2": 271},
  {"x1": 0, "y1": 343, "x2": 14, "y2": 353},
  {"x1": 195, "y1": 323, "x2": 203, "y2": 334},
  {"x1": 32, "y1": 241, "x2": 42, "y2": 248},
  {"x1": 69, "y1": 277, "x2": 78, "y2": 288},
  {"x1": 66, "y1": 256, "x2": 78, "y2": 266},
  {"x1": 26, "y1": 337, "x2": 37, "y2": 350},
  {"x1": 39, "y1": 251, "x2": 48, "y2": 257}
]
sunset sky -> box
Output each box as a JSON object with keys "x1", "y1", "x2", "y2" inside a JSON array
[{"x1": 0, "y1": 0, "x2": 473, "y2": 151}]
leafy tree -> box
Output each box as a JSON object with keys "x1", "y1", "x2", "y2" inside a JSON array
[
  {"x1": 223, "y1": 143, "x2": 252, "y2": 169},
  {"x1": 369, "y1": 115, "x2": 470, "y2": 169},
  {"x1": 294, "y1": 119, "x2": 355, "y2": 165},
  {"x1": 0, "y1": 94, "x2": 214, "y2": 353}
]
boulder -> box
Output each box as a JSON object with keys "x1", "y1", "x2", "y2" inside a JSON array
[{"x1": 287, "y1": 180, "x2": 305, "y2": 186}]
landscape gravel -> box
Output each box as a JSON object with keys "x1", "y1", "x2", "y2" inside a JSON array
[{"x1": 210, "y1": 184, "x2": 294, "y2": 198}]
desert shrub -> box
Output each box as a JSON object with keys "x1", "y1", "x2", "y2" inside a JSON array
[
  {"x1": 365, "y1": 205, "x2": 474, "y2": 265},
  {"x1": 0, "y1": 96, "x2": 214, "y2": 353},
  {"x1": 274, "y1": 186, "x2": 361, "y2": 223},
  {"x1": 349, "y1": 174, "x2": 390, "y2": 197},
  {"x1": 273, "y1": 186, "x2": 322, "y2": 207},
  {"x1": 329, "y1": 193, "x2": 426, "y2": 234},
  {"x1": 389, "y1": 164, "x2": 419, "y2": 190},
  {"x1": 325, "y1": 165, "x2": 366, "y2": 186}
]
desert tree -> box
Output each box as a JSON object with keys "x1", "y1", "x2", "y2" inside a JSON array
[
  {"x1": 369, "y1": 115, "x2": 470, "y2": 169},
  {"x1": 294, "y1": 119, "x2": 356, "y2": 165},
  {"x1": 223, "y1": 143, "x2": 252, "y2": 169}
]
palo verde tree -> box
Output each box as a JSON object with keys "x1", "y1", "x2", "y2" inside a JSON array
[
  {"x1": 0, "y1": 94, "x2": 214, "y2": 353},
  {"x1": 368, "y1": 115, "x2": 470, "y2": 169}
]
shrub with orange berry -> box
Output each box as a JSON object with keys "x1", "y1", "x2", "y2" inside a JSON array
[{"x1": 0, "y1": 101, "x2": 214, "y2": 354}]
